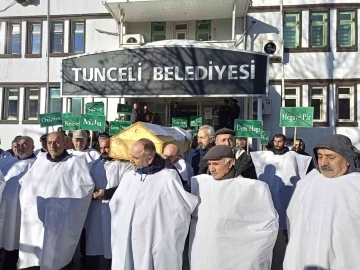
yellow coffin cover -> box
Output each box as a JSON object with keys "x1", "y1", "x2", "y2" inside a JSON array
[{"x1": 109, "y1": 122, "x2": 191, "y2": 161}]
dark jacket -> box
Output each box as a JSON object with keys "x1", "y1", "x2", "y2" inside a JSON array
[
  {"x1": 269, "y1": 147, "x2": 289, "y2": 155},
  {"x1": 172, "y1": 108, "x2": 182, "y2": 118},
  {"x1": 313, "y1": 134, "x2": 358, "y2": 174},
  {"x1": 130, "y1": 109, "x2": 139, "y2": 123},
  {"x1": 192, "y1": 144, "x2": 214, "y2": 175},
  {"x1": 218, "y1": 105, "x2": 232, "y2": 129},
  {"x1": 291, "y1": 139, "x2": 315, "y2": 173},
  {"x1": 231, "y1": 104, "x2": 240, "y2": 120},
  {"x1": 233, "y1": 148, "x2": 257, "y2": 179}
]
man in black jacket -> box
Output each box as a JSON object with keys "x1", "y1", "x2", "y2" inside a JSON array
[
  {"x1": 214, "y1": 128, "x2": 257, "y2": 179},
  {"x1": 218, "y1": 99, "x2": 232, "y2": 129}
]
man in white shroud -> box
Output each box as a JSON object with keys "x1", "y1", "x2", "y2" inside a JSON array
[
  {"x1": 0, "y1": 136, "x2": 37, "y2": 270},
  {"x1": 18, "y1": 132, "x2": 94, "y2": 270},
  {"x1": 109, "y1": 138, "x2": 198, "y2": 270},
  {"x1": 189, "y1": 145, "x2": 279, "y2": 270},
  {"x1": 83, "y1": 136, "x2": 132, "y2": 269},
  {"x1": 284, "y1": 134, "x2": 360, "y2": 269}
]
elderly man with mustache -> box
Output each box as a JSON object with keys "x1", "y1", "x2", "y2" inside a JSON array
[{"x1": 284, "y1": 134, "x2": 360, "y2": 269}]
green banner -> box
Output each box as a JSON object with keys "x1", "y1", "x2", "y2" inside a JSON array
[
  {"x1": 109, "y1": 121, "x2": 132, "y2": 135},
  {"x1": 61, "y1": 112, "x2": 73, "y2": 117},
  {"x1": 280, "y1": 107, "x2": 314, "y2": 127},
  {"x1": 172, "y1": 117, "x2": 188, "y2": 128},
  {"x1": 62, "y1": 116, "x2": 80, "y2": 131},
  {"x1": 117, "y1": 104, "x2": 132, "y2": 115},
  {"x1": 191, "y1": 129, "x2": 199, "y2": 138},
  {"x1": 234, "y1": 120, "x2": 263, "y2": 138},
  {"x1": 190, "y1": 116, "x2": 202, "y2": 127},
  {"x1": 39, "y1": 112, "x2": 62, "y2": 127},
  {"x1": 261, "y1": 131, "x2": 270, "y2": 145},
  {"x1": 85, "y1": 102, "x2": 105, "y2": 116},
  {"x1": 79, "y1": 114, "x2": 106, "y2": 131}
]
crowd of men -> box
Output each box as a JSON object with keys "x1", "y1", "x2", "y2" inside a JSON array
[{"x1": 0, "y1": 122, "x2": 359, "y2": 270}]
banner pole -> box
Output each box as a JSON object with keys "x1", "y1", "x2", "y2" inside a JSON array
[
  {"x1": 293, "y1": 127, "x2": 297, "y2": 146},
  {"x1": 247, "y1": 138, "x2": 250, "y2": 155},
  {"x1": 51, "y1": 126, "x2": 54, "y2": 132},
  {"x1": 90, "y1": 131, "x2": 93, "y2": 148}
]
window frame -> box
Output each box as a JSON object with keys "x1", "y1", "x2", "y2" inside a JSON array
[
  {"x1": 0, "y1": 87, "x2": 20, "y2": 124},
  {"x1": 283, "y1": 11, "x2": 302, "y2": 50},
  {"x1": 6, "y1": 22, "x2": 22, "y2": 56},
  {"x1": 335, "y1": 84, "x2": 358, "y2": 126},
  {"x1": 308, "y1": 84, "x2": 329, "y2": 126},
  {"x1": 336, "y1": 9, "x2": 358, "y2": 52},
  {"x1": 25, "y1": 21, "x2": 43, "y2": 58},
  {"x1": 50, "y1": 21, "x2": 65, "y2": 54},
  {"x1": 308, "y1": 9, "x2": 330, "y2": 52},
  {"x1": 70, "y1": 97, "x2": 83, "y2": 117},
  {"x1": 195, "y1": 20, "x2": 211, "y2": 41},
  {"x1": 70, "y1": 20, "x2": 86, "y2": 54},
  {"x1": 48, "y1": 87, "x2": 63, "y2": 113},
  {"x1": 174, "y1": 23, "x2": 188, "y2": 40},
  {"x1": 151, "y1": 22, "x2": 166, "y2": 42},
  {"x1": 283, "y1": 85, "x2": 302, "y2": 107},
  {"x1": 23, "y1": 87, "x2": 40, "y2": 124}
]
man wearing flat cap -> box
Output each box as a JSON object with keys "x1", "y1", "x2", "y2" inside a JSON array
[
  {"x1": 284, "y1": 135, "x2": 360, "y2": 269},
  {"x1": 189, "y1": 145, "x2": 278, "y2": 270},
  {"x1": 215, "y1": 128, "x2": 257, "y2": 179}
]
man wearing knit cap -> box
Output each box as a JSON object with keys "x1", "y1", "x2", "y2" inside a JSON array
[
  {"x1": 189, "y1": 145, "x2": 278, "y2": 270},
  {"x1": 215, "y1": 128, "x2": 257, "y2": 179},
  {"x1": 284, "y1": 134, "x2": 360, "y2": 269}
]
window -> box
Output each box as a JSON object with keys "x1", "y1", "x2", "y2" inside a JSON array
[
  {"x1": 71, "y1": 98, "x2": 82, "y2": 116},
  {"x1": 27, "y1": 22, "x2": 42, "y2": 54},
  {"x1": 2, "y1": 88, "x2": 19, "y2": 121},
  {"x1": 24, "y1": 88, "x2": 40, "y2": 121},
  {"x1": 48, "y1": 88, "x2": 62, "y2": 113},
  {"x1": 51, "y1": 22, "x2": 64, "y2": 53},
  {"x1": 7, "y1": 23, "x2": 21, "y2": 54},
  {"x1": 283, "y1": 86, "x2": 301, "y2": 107},
  {"x1": 337, "y1": 10, "x2": 357, "y2": 50},
  {"x1": 151, "y1": 22, "x2": 166, "y2": 42},
  {"x1": 196, "y1": 20, "x2": 211, "y2": 41},
  {"x1": 283, "y1": 12, "x2": 301, "y2": 48},
  {"x1": 336, "y1": 85, "x2": 356, "y2": 124},
  {"x1": 310, "y1": 11, "x2": 329, "y2": 47},
  {"x1": 174, "y1": 23, "x2": 188, "y2": 40},
  {"x1": 309, "y1": 86, "x2": 328, "y2": 123},
  {"x1": 71, "y1": 21, "x2": 85, "y2": 53}
]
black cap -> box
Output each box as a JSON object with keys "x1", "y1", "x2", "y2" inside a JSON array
[
  {"x1": 203, "y1": 145, "x2": 235, "y2": 160},
  {"x1": 40, "y1": 134, "x2": 47, "y2": 140},
  {"x1": 215, "y1": 128, "x2": 235, "y2": 137}
]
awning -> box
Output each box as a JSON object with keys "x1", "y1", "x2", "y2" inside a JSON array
[
  {"x1": 61, "y1": 42, "x2": 269, "y2": 98},
  {"x1": 103, "y1": 0, "x2": 250, "y2": 23}
]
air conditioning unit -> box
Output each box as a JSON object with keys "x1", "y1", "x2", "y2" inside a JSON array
[
  {"x1": 262, "y1": 40, "x2": 283, "y2": 60},
  {"x1": 123, "y1": 34, "x2": 145, "y2": 45},
  {"x1": 253, "y1": 98, "x2": 273, "y2": 115}
]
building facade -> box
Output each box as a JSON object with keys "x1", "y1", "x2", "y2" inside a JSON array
[{"x1": 0, "y1": 0, "x2": 359, "y2": 151}]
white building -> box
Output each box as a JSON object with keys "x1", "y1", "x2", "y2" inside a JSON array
[{"x1": 0, "y1": 0, "x2": 359, "y2": 151}]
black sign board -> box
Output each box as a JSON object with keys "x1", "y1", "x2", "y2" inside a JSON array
[{"x1": 61, "y1": 45, "x2": 269, "y2": 97}]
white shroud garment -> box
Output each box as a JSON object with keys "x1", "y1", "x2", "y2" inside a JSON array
[
  {"x1": 110, "y1": 168, "x2": 198, "y2": 270},
  {"x1": 85, "y1": 160, "x2": 132, "y2": 258},
  {"x1": 0, "y1": 170, "x2": 5, "y2": 205},
  {"x1": 0, "y1": 156, "x2": 36, "y2": 251},
  {"x1": 18, "y1": 154, "x2": 94, "y2": 270},
  {"x1": 189, "y1": 174, "x2": 279, "y2": 270},
  {"x1": 284, "y1": 170, "x2": 360, "y2": 269},
  {"x1": 250, "y1": 151, "x2": 312, "y2": 229}
]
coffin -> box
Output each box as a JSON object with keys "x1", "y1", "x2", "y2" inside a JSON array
[{"x1": 109, "y1": 122, "x2": 192, "y2": 160}]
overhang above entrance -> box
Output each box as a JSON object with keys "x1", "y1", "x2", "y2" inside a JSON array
[{"x1": 103, "y1": 0, "x2": 250, "y2": 23}]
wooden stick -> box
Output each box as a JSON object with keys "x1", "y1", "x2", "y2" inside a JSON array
[
  {"x1": 51, "y1": 126, "x2": 54, "y2": 132},
  {"x1": 90, "y1": 130, "x2": 93, "y2": 148},
  {"x1": 246, "y1": 137, "x2": 250, "y2": 155},
  {"x1": 294, "y1": 127, "x2": 297, "y2": 146}
]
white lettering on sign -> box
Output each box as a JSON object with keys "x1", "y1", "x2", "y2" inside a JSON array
[
  {"x1": 83, "y1": 118, "x2": 103, "y2": 127},
  {"x1": 64, "y1": 120, "x2": 78, "y2": 126},
  {"x1": 236, "y1": 125, "x2": 261, "y2": 134},
  {"x1": 282, "y1": 113, "x2": 312, "y2": 122},
  {"x1": 41, "y1": 116, "x2": 61, "y2": 123},
  {"x1": 71, "y1": 61, "x2": 256, "y2": 82}
]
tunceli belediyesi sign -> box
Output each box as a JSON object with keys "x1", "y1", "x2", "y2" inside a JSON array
[{"x1": 61, "y1": 45, "x2": 269, "y2": 97}]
